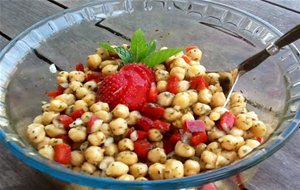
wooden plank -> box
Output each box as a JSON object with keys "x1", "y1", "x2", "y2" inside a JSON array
[
  {"x1": 263, "y1": 0, "x2": 300, "y2": 14},
  {"x1": 55, "y1": 0, "x2": 92, "y2": 7},
  {"x1": 0, "y1": 36, "x2": 9, "y2": 49},
  {"x1": 0, "y1": 0, "x2": 62, "y2": 38}
]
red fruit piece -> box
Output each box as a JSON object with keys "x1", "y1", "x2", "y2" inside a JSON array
[
  {"x1": 86, "y1": 71, "x2": 104, "y2": 83},
  {"x1": 57, "y1": 115, "x2": 73, "y2": 130},
  {"x1": 121, "y1": 63, "x2": 154, "y2": 85},
  {"x1": 153, "y1": 120, "x2": 170, "y2": 133},
  {"x1": 136, "y1": 130, "x2": 148, "y2": 140},
  {"x1": 181, "y1": 55, "x2": 191, "y2": 64},
  {"x1": 217, "y1": 111, "x2": 236, "y2": 133},
  {"x1": 137, "y1": 116, "x2": 153, "y2": 131},
  {"x1": 164, "y1": 131, "x2": 181, "y2": 154},
  {"x1": 166, "y1": 76, "x2": 179, "y2": 94},
  {"x1": 134, "y1": 139, "x2": 152, "y2": 159},
  {"x1": 183, "y1": 120, "x2": 206, "y2": 133},
  {"x1": 47, "y1": 86, "x2": 65, "y2": 98},
  {"x1": 147, "y1": 82, "x2": 158, "y2": 102},
  {"x1": 54, "y1": 143, "x2": 71, "y2": 165},
  {"x1": 87, "y1": 115, "x2": 101, "y2": 133},
  {"x1": 190, "y1": 76, "x2": 208, "y2": 90},
  {"x1": 69, "y1": 109, "x2": 85, "y2": 120},
  {"x1": 75, "y1": 63, "x2": 84, "y2": 71},
  {"x1": 141, "y1": 103, "x2": 165, "y2": 119},
  {"x1": 190, "y1": 132, "x2": 208, "y2": 146}
]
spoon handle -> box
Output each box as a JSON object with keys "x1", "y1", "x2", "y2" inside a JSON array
[{"x1": 238, "y1": 24, "x2": 300, "y2": 74}]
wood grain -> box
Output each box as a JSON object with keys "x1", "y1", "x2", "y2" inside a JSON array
[{"x1": 0, "y1": 36, "x2": 9, "y2": 49}]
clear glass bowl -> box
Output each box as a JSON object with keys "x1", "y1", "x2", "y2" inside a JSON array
[{"x1": 0, "y1": 0, "x2": 299, "y2": 189}]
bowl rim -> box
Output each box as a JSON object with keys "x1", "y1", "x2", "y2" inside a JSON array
[{"x1": 0, "y1": 0, "x2": 300, "y2": 188}]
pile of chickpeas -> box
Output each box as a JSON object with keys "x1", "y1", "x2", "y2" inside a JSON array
[{"x1": 26, "y1": 45, "x2": 267, "y2": 181}]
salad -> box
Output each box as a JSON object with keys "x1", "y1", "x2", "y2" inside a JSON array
[{"x1": 27, "y1": 29, "x2": 267, "y2": 181}]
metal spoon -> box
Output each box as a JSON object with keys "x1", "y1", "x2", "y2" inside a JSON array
[{"x1": 213, "y1": 24, "x2": 300, "y2": 107}]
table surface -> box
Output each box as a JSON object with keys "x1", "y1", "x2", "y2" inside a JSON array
[{"x1": 0, "y1": 0, "x2": 299, "y2": 190}]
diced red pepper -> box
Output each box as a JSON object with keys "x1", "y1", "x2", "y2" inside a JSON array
[
  {"x1": 75, "y1": 63, "x2": 84, "y2": 71},
  {"x1": 134, "y1": 139, "x2": 152, "y2": 159},
  {"x1": 69, "y1": 109, "x2": 85, "y2": 120},
  {"x1": 185, "y1": 45, "x2": 199, "y2": 53},
  {"x1": 86, "y1": 71, "x2": 104, "y2": 83},
  {"x1": 190, "y1": 76, "x2": 208, "y2": 90},
  {"x1": 166, "y1": 76, "x2": 179, "y2": 94},
  {"x1": 164, "y1": 132, "x2": 181, "y2": 154},
  {"x1": 257, "y1": 137, "x2": 264, "y2": 143},
  {"x1": 57, "y1": 115, "x2": 73, "y2": 130},
  {"x1": 87, "y1": 115, "x2": 100, "y2": 134},
  {"x1": 183, "y1": 120, "x2": 206, "y2": 133},
  {"x1": 181, "y1": 55, "x2": 191, "y2": 64},
  {"x1": 190, "y1": 132, "x2": 208, "y2": 146},
  {"x1": 55, "y1": 134, "x2": 72, "y2": 144},
  {"x1": 217, "y1": 111, "x2": 236, "y2": 133},
  {"x1": 147, "y1": 82, "x2": 158, "y2": 102},
  {"x1": 136, "y1": 130, "x2": 148, "y2": 140},
  {"x1": 137, "y1": 116, "x2": 153, "y2": 131},
  {"x1": 54, "y1": 143, "x2": 71, "y2": 165},
  {"x1": 141, "y1": 103, "x2": 165, "y2": 119},
  {"x1": 153, "y1": 120, "x2": 170, "y2": 133},
  {"x1": 47, "y1": 86, "x2": 65, "y2": 98}
]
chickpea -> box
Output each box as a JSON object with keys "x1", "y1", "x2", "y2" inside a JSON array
[
  {"x1": 172, "y1": 119, "x2": 183, "y2": 129},
  {"x1": 135, "y1": 177, "x2": 148, "y2": 181},
  {"x1": 155, "y1": 69, "x2": 169, "y2": 81},
  {"x1": 118, "y1": 138, "x2": 134, "y2": 151},
  {"x1": 106, "y1": 161, "x2": 129, "y2": 177},
  {"x1": 87, "y1": 54, "x2": 102, "y2": 70},
  {"x1": 208, "y1": 128, "x2": 226, "y2": 141},
  {"x1": 243, "y1": 130, "x2": 255, "y2": 139},
  {"x1": 38, "y1": 145, "x2": 54, "y2": 160},
  {"x1": 117, "y1": 174, "x2": 135, "y2": 181},
  {"x1": 80, "y1": 112, "x2": 93, "y2": 123},
  {"x1": 45, "y1": 124, "x2": 66, "y2": 138},
  {"x1": 153, "y1": 64, "x2": 166, "y2": 71},
  {"x1": 236, "y1": 136, "x2": 245, "y2": 148},
  {"x1": 230, "y1": 106, "x2": 247, "y2": 115},
  {"x1": 49, "y1": 138, "x2": 64, "y2": 146},
  {"x1": 84, "y1": 146, "x2": 104, "y2": 164},
  {"x1": 83, "y1": 80, "x2": 97, "y2": 91},
  {"x1": 215, "y1": 154, "x2": 230, "y2": 167},
  {"x1": 90, "y1": 102, "x2": 110, "y2": 112},
  {"x1": 104, "y1": 143, "x2": 119, "y2": 156},
  {"x1": 37, "y1": 137, "x2": 50, "y2": 150},
  {"x1": 221, "y1": 150, "x2": 238, "y2": 162},
  {"x1": 82, "y1": 93, "x2": 96, "y2": 106},
  {"x1": 81, "y1": 162, "x2": 97, "y2": 174},
  {"x1": 219, "y1": 135, "x2": 238, "y2": 151},
  {"x1": 198, "y1": 89, "x2": 212, "y2": 104},
  {"x1": 69, "y1": 71, "x2": 85, "y2": 82},
  {"x1": 41, "y1": 111, "x2": 59, "y2": 125},
  {"x1": 250, "y1": 120, "x2": 267, "y2": 137},
  {"x1": 207, "y1": 142, "x2": 221, "y2": 154},
  {"x1": 102, "y1": 64, "x2": 118, "y2": 76},
  {"x1": 88, "y1": 131, "x2": 106, "y2": 146},
  {"x1": 236, "y1": 114, "x2": 253, "y2": 130},
  {"x1": 164, "y1": 107, "x2": 182, "y2": 122},
  {"x1": 184, "y1": 160, "x2": 200, "y2": 176},
  {"x1": 201, "y1": 150, "x2": 217, "y2": 166},
  {"x1": 129, "y1": 163, "x2": 148, "y2": 178},
  {"x1": 205, "y1": 73, "x2": 220, "y2": 85},
  {"x1": 94, "y1": 110, "x2": 112, "y2": 123},
  {"x1": 27, "y1": 123, "x2": 46, "y2": 144},
  {"x1": 229, "y1": 127, "x2": 244, "y2": 137},
  {"x1": 42, "y1": 103, "x2": 51, "y2": 112},
  {"x1": 69, "y1": 81, "x2": 83, "y2": 91},
  {"x1": 100, "y1": 123, "x2": 111, "y2": 137},
  {"x1": 181, "y1": 112, "x2": 195, "y2": 124},
  {"x1": 148, "y1": 163, "x2": 165, "y2": 180},
  {"x1": 177, "y1": 80, "x2": 190, "y2": 92},
  {"x1": 172, "y1": 92, "x2": 190, "y2": 109},
  {"x1": 49, "y1": 99, "x2": 67, "y2": 112},
  {"x1": 112, "y1": 104, "x2": 129, "y2": 119},
  {"x1": 170, "y1": 57, "x2": 190, "y2": 69},
  {"x1": 187, "y1": 89, "x2": 198, "y2": 105},
  {"x1": 195, "y1": 143, "x2": 207, "y2": 157},
  {"x1": 157, "y1": 92, "x2": 175, "y2": 107},
  {"x1": 96, "y1": 48, "x2": 110, "y2": 60},
  {"x1": 187, "y1": 64, "x2": 206, "y2": 78},
  {"x1": 210, "y1": 92, "x2": 226, "y2": 108},
  {"x1": 57, "y1": 71, "x2": 69, "y2": 84},
  {"x1": 74, "y1": 100, "x2": 88, "y2": 112},
  {"x1": 33, "y1": 115, "x2": 43, "y2": 124},
  {"x1": 245, "y1": 139, "x2": 260, "y2": 149},
  {"x1": 99, "y1": 60, "x2": 119, "y2": 69},
  {"x1": 126, "y1": 111, "x2": 141, "y2": 125},
  {"x1": 148, "y1": 148, "x2": 167, "y2": 163},
  {"x1": 200, "y1": 116, "x2": 215, "y2": 131},
  {"x1": 98, "y1": 156, "x2": 115, "y2": 170},
  {"x1": 71, "y1": 150, "x2": 85, "y2": 166},
  {"x1": 157, "y1": 80, "x2": 167, "y2": 92},
  {"x1": 68, "y1": 126, "x2": 86, "y2": 142},
  {"x1": 164, "y1": 159, "x2": 184, "y2": 179},
  {"x1": 109, "y1": 118, "x2": 128, "y2": 136},
  {"x1": 186, "y1": 48, "x2": 202, "y2": 62},
  {"x1": 170, "y1": 67, "x2": 186, "y2": 80},
  {"x1": 75, "y1": 87, "x2": 90, "y2": 99},
  {"x1": 72, "y1": 167, "x2": 81, "y2": 172},
  {"x1": 193, "y1": 102, "x2": 211, "y2": 116},
  {"x1": 230, "y1": 92, "x2": 245, "y2": 104},
  {"x1": 238, "y1": 145, "x2": 253, "y2": 158},
  {"x1": 209, "y1": 111, "x2": 221, "y2": 121},
  {"x1": 175, "y1": 141, "x2": 195, "y2": 158},
  {"x1": 116, "y1": 151, "x2": 138, "y2": 165},
  {"x1": 87, "y1": 118, "x2": 103, "y2": 134},
  {"x1": 148, "y1": 129, "x2": 163, "y2": 142}
]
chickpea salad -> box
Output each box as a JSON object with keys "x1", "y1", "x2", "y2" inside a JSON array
[{"x1": 27, "y1": 29, "x2": 267, "y2": 181}]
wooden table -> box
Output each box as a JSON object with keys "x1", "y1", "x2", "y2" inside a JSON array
[{"x1": 0, "y1": 0, "x2": 299, "y2": 189}]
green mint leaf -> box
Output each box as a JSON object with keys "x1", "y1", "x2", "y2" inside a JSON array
[
  {"x1": 115, "y1": 47, "x2": 133, "y2": 64},
  {"x1": 141, "y1": 48, "x2": 183, "y2": 67},
  {"x1": 146, "y1": 40, "x2": 157, "y2": 55},
  {"x1": 130, "y1": 29, "x2": 149, "y2": 62},
  {"x1": 99, "y1": 43, "x2": 116, "y2": 53}
]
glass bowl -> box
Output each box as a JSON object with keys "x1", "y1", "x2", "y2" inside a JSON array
[{"x1": 0, "y1": 0, "x2": 299, "y2": 189}]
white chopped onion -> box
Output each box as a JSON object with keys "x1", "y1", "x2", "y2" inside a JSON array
[
  {"x1": 60, "y1": 83, "x2": 69, "y2": 88},
  {"x1": 49, "y1": 64, "x2": 57, "y2": 73},
  {"x1": 104, "y1": 137, "x2": 114, "y2": 146},
  {"x1": 130, "y1": 130, "x2": 138, "y2": 141},
  {"x1": 70, "y1": 118, "x2": 83, "y2": 128}
]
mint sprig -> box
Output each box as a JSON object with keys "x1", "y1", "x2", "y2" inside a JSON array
[{"x1": 99, "y1": 29, "x2": 183, "y2": 67}]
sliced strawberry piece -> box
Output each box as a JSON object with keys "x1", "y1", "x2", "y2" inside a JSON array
[
  {"x1": 190, "y1": 132, "x2": 208, "y2": 146},
  {"x1": 183, "y1": 120, "x2": 206, "y2": 133},
  {"x1": 57, "y1": 115, "x2": 74, "y2": 130},
  {"x1": 166, "y1": 76, "x2": 179, "y2": 94},
  {"x1": 86, "y1": 71, "x2": 104, "y2": 83},
  {"x1": 55, "y1": 134, "x2": 73, "y2": 144},
  {"x1": 141, "y1": 103, "x2": 165, "y2": 119},
  {"x1": 69, "y1": 109, "x2": 85, "y2": 120},
  {"x1": 75, "y1": 63, "x2": 84, "y2": 71},
  {"x1": 136, "y1": 130, "x2": 148, "y2": 140},
  {"x1": 147, "y1": 82, "x2": 158, "y2": 102},
  {"x1": 153, "y1": 120, "x2": 170, "y2": 133},
  {"x1": 47, "y1": 86, "x2": 65, "y2": 98},
  {"x1": 217, "y1": 111, "x2": 236, "y2": 133},
  {"x1": 190, "y1": 76, "x2": 208, "y2": 90},
  {"x1": 134, "y1": 139, "x2": 152, "y2": 159},
  {"x1": 54, "y1": 143, "x2": 71, "y2": 165},
  {"x1": 185, "y1": 45, "x2": 199, "y2": 53},
  {"x1": 181, "y1": 55, "x2": 191, "y2": 64},
  {"x1": 137, "y1": 116, "x2": 153, "y2": 131},
  {"x1": 121, "y1": 63, "x2": 154, "y2": 85},
  {"x1": 87, "y1": 115, "x2": 101, "y2": 134}
]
